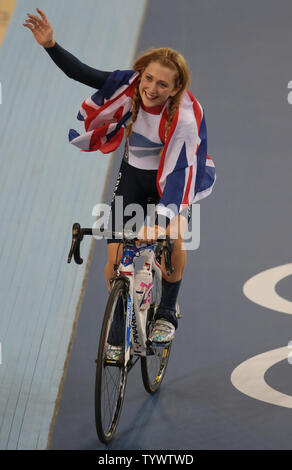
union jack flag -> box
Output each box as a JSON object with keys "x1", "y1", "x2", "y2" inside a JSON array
[{"x1": 69, "y1": 70, "x2": 216, "y2": 219}]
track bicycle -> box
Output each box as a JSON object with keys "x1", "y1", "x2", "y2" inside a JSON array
[{"x1": 67, "y1": 223, "x2": 181, "y2": 444}]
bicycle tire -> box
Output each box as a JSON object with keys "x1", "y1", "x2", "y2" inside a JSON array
[
  {"x1": 95, "y1": 278, "x2": 128, "y2": 443},
  {"x1": 141, "y1": 270, "x2": 172, "y2": 394}
]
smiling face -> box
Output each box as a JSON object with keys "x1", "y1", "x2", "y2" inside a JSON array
[{"x1": 138, "y1": 61, "x2": 182, "y2": 108}]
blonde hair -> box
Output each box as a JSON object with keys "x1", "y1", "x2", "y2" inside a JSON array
[{"x1": 126, "y1": 47, "x2": 191, "y2": 141}]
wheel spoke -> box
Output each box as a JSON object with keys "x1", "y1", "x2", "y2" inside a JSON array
[
  {"x1": 141, "y1": 270, "x2": 172, "y2": 393},
  {"x1": 95, "y1": 280, "x2": 128, "y2": 443}
]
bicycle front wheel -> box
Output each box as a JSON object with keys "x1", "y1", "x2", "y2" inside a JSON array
[
  {"x1": 141, "y1": 270, "x2": 172, "y2": 394},
  {"x1": 95, "y1": 278, "x2": 128, "y2": 443}
]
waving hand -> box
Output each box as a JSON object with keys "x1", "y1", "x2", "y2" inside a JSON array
[{"x1": 23, "y1": 8, "x2": 55, "y2": 48}]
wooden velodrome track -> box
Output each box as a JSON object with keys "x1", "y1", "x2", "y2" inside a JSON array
[{"x1": 1, "y1": 0, "x2": 292, "y2": 450}]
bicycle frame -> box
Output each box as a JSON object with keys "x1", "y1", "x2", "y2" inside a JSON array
[
  {"x1": 117, "y1": 242, "x2": 162, "y2": 365},
  {"x1": 67, "y1": 223, "x2": 175, "y2": 443},
  {"x1": 67, "y1": 223, "x2": 175, "y2": 368}
]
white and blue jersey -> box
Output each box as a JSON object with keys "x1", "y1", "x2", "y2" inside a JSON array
[{"x1": 124, "y1": 103, "x2": 165, "y2": 170}]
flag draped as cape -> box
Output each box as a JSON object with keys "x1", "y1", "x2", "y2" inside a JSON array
[{"x1": 69, "y1": 69, "x2": 216, "y2": 220}]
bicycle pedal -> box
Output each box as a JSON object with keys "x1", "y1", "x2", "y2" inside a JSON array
[
  {"x1": 146, "y1": 345, "x2": 155, "y2": 356},
  {"x1": 104, "y1": 359, "x2": 123, "y2": 367},
  {"x1": 148, "y1": 340, "x2": 171, "y2": 348}
]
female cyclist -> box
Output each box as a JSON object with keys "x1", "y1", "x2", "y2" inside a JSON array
[{"x1": 23, "y1": 9, "x2": 215, "y2": 349}]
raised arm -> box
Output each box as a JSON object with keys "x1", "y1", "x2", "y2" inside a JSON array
[{"x1": 23, "y1": 8, "x2": 110, "y2": 90}]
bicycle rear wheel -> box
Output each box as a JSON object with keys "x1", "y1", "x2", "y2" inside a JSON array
[
  {"x1": 95, "y1": 278, "x2": 128, "y2": 443},
  {"x1": 141, "y1": 270, "x2": 172, "y2": 394}
]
